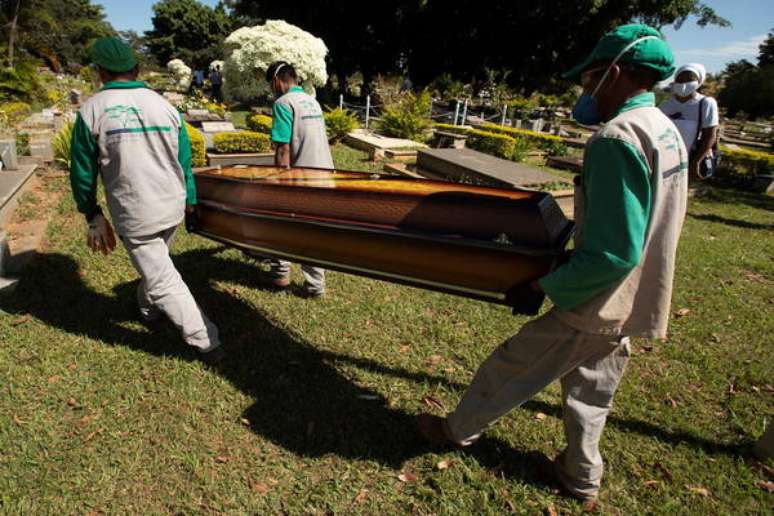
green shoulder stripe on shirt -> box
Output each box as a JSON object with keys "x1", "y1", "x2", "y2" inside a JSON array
[
  {"x1": 539, "y1": 137, "x2": 652, "y2": 310},
  {"x1": 177, "y1": 113, "x2": 196, "y2": 205},
  {"x1": 271, "y1": 102, "x2": 293, "y2": 144},
  {"x1": 69, "y1": 113, "x2": 100, "y2": 216}
]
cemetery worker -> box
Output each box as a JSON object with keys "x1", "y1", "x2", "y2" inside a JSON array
[
  {"x1": 69, "y1": 37, "x2": 224, "y2": 365},
  {"x1": 262, "y1": 60, "x2": 334, "y2": 298},
  {"x1": 417, "y1": 24, "x2": 689, "y2": 501},
  {"x1": 209, "y1": 65, "x2": 223, "y2": 102},
  {"x1": 659, "y1": 63, "x2": 720, "y2": 180}
]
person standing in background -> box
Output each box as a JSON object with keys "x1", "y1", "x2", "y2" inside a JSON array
[
  {"x1": 659, "y1": 63, "x2": 720, "y2": 181},
  {"x1": 209, "y1": 65, "x2": 223, "y2": 102}
]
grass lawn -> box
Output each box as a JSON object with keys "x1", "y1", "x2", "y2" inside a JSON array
[{"x1": 0, "y1": 152, "x2": 772, "y2": 512}]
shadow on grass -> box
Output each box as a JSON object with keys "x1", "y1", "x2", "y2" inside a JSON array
[
  {"x1": 0, "y1": 247, "x2": 747, "y2": 479},
  {"x1": 698, "y1": 187, "x2": 774, "y2": 212},
  {"x1": 688, "y1": 212, "x2": 774, "y2": 230}
]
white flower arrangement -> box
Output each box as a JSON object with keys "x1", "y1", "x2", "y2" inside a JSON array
[
  {"x1": 209, "y1": 60, "x2": 224, "y2": 72},
  {"x1": 222, "y1": 19, "x2": 328, "y2": 103},
  {"x1": 166, "y1": 59, "x2": 192, "y2": 92}
]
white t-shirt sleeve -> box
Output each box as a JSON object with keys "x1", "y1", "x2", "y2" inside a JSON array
[{"x1": 701, "y1": 97, "x2": 719, "y2": 129}]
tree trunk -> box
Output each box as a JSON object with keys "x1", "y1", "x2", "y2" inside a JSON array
[{"x1": 8, "y1": 0, "x2": 22, "y2": 67}]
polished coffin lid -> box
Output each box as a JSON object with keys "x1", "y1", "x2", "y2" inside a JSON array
[{"x1": 193, "y1": 166, "x2": 573, "y2": 305}]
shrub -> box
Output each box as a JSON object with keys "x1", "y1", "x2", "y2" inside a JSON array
[
  {"x1": 0, "y1": 102, "x2": 31, "y2": 125},
  {"x1": 377, "y1": 90, "x2": 432, "y2": 142},
  {"x1": 16, "y1": 132, "x2": 30, "y2": 156},
  {"x1": 478, "y1": 122, "x2": 563, "y2": 150},
  {"x1": 715, "y1": 146, "x2": 774, "y2": 185},
  {"x1": 53, "y1": 119, "x2": 75, "y2": 169},
  {"x1": 185, "y1": 122, "x2": 207, "y2": 167},
  {"x1": 246, "y1": 113, "x2": 273, "y2": 134},
  {"x1": 324, "y1": 107, "x2": 359, "y2": 142},
  {"x1": 213, "y1": 131, "x2": 271, "y2": 153},
  {"x1": 433, "y1": 123, "x2": 470, "y2": 135},
  {"x1": 466, "y1": 129, "x2": 516, "y2": 160}
]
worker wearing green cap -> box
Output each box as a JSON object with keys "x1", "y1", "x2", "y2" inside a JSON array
[
  {"x1": 69, "y1": 37, "x2": 224, "y2": 365},
  {"x1": 417, "y1": 24, "x2": 688, "y2": 501}
]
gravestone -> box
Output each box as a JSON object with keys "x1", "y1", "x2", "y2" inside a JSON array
[
  {"x1": 69, "y1": 89, "x2": 82, "y2": 105},
  {"x1": 417, "y1": 148, "x2": 568, "y2": 189},
  {"x1": 528, "y1": 119, "x2": 545, "y2": 132},
  {"x1": 0, "y1": 139, "x2": 18, "y2": 170},
  {"x1": 201, "y1": 121, "x2": 235, "y2": 133}
]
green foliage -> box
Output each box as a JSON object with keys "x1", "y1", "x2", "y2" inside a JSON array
[
  {"x1": 145, "y1": 0, "x2": 233, "y2": 69},
  {"x1": 175, "y1": 91, "x2": 226, "y2": 117},
  {"x1": 52, "y1": 119, "x2": 74, "y2": 169},
  {"x1": 757, "y1": 30, "x2": 774, "y2": 67},
  {"x1": 428, "y1": 73, "x2": 471, "y2": 101},
  {"x1": 2, "y1": 0, "x2": 114, "y2": 71},
  {"x1": 0, "y1": 61, "x2": 40, "y2": 103},
  {"x1": 16, "y1": 132, "x2": 30, "y2": 156},
  {"x1": 717, "y1": 146, "x2": 774, "y2": 179},
  {"x1": 323, "y1": 107, "x2": 359, "y2": 142},
  {"x1": 213, "y1": 131, "x2": 271, "y2": 154},
  {"x1": 246, "y1": 114, "x2": 273, "y2": 134},
  {"x1": 479, "y1": 123, "x2": 565, "y2": 151},
  {"x1": 466, "y1": 129, "x2": 516, "y2": 160},
  {"x1": 377, "y1": 90, "x2": 432, "y2": 143},
  {"x1": 432, "y1": 123, "x2": 469, "y2": 135},
  {"x1": 0, "y1": 101, "x2": 31, "y2": 125},
  {"x1": 719, "y1": 60, "x2": 774, "y2": 119},
  {"x1": 185, "y1": 122, "x2": 207, "y2": 167}
]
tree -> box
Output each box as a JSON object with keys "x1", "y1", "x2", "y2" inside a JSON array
[
  {"x1": 0, "y1": 0, "x2": 114, "y2": 70},
  {"x1": 759, "y1": 30, "x2": 774, "y2": 67},
  {"x1": 145, "y1": 0, "x2": 234, "y2": 70},
  {"x1": 229, "y1": 0, "x2": 727, "y2": 95}
]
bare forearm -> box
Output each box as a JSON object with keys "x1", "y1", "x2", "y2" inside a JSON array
[
  {"x1": 693, "y1": 127, "x2": 719, "y2": 161},
  {"x1": 275, "y1": 144, "x2": 291, "y2": 168}
]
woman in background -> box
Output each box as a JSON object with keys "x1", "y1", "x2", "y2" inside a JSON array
[{"x1": 659, "y1": 63, "x2": 720, "y2": 181}]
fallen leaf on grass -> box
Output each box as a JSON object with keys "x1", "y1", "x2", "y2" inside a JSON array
[
  {"x1": 11, "y1": 315, "x2": 31, "y2": 326},
  {"x1": 756, "y1": 480, "x2": 774, "y2": 493},
  {"x1": 253, "y1": 482, "x2": 270, "y2": 494},
  {"x1": 686, "y1": 485, "x2": 711, "y2": 497},
  {"x1": 643, "y1": 480, "x2": 660, "y2": 488},
  {"x1": 743, "y1": 271, "x2": 767, "y2": 284},
  {"x1": 83, "y1": 428, "x2": 103, "y2": 442},
  {"x1": 535, "y1": 412, "x2": 547, "y2": 421},
  {"x1": 427, "y1": 355, "x2": 443, "y2": 365},
  {"x1": 398, "y1": 471, "x2": 418, "y2": 483},
  {"x1": 78, "y1": 415, "x2": 95, "y2": 426},
  {"x1": 48, "y1": 375, "x2": 61, "y2": 384},
  {"x1": 66, "y1": 398, "x2": 81, "y2": 409},
  {"x1": 545, "y1": 503, "x2": 558, "y2": 516},
  {"x1": 582, "y1": 499, "x2": 599, "y2": 513},
  {"x1": 353, "y1": 488, "x2": 369, "y2": 504},
  {"x1": 674, "y1": 308, "x2": 691, "y2": 318},
  {"x1": 422, "y1": 396, "x2": 446, "y2": 412},
  {"x1": 215, "y1": 455, "x2": 231, "y2": 464},
  {"x1": 436, "y1": 459, "x2": 453, "y2": 470},
  {"x1": 665, "y1": 396, "x2": 678, "y2": 408},
  {"x1": 240, "y1": 417, "x2": 250, "y2": 426},
  {"x1": 398, "y1": 345, "x2": 410, "y2": 354},
  {"x1": 13, "y1": 414, "x2": 26, "y2": 425}
]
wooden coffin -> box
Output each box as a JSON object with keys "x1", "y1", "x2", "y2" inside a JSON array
[{"x1": 193, "y1": 166, "x2": 573, "y2": 306}]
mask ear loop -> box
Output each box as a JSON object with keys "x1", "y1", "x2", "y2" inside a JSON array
[{"x1": 591, "y1": 35, "x2": 660, "y2": 98}]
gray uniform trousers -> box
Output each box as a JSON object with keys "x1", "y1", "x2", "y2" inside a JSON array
[
  {"x1": 446, "y1": 310, "x2": 630, "y2": 498},
  {"x1": 122, "y1": 226, "x2": 220, "y2": 353},
  {"x1": 267, "y1": 259, "x2": 326, "y2": 294}
]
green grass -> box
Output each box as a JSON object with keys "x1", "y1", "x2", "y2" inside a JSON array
[
  {"x1": 331, "y1": 143, "x2": 384, "y2": 173},
  {"x1": 230, "y1": 110, "x2": 250, "y2": 130},
  {"x1": 0, "y1": 173, "x2": 772, "y2": 512}
]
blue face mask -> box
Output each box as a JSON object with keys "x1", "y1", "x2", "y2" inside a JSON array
[
  {"x1": 571, "y1": 34, "x2": 661, "y2": 126},
  {"x1": 572, "y1": 93, "x2": 601, "y2": 125}
]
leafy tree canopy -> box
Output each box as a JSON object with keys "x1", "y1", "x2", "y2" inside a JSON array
[
  {"x1": 718, "y1": 31, "x2": 774, "y2": 120},
  {"x1": 145, "y1": 0, "x2": 234, "y2": 70}
]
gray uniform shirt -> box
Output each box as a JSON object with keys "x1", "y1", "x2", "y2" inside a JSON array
[{"x1": 271, "y1": 86, "x2": 334, "y2": 169}]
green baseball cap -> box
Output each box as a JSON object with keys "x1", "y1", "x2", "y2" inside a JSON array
[
  {"x1": 564, "y1": 24, "x2": 675, "y2": 81},
  {"x1": 89, "y1": 37, "x2": 137, "y2": 73}
]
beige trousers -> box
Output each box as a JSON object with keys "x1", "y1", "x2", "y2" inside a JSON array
[
  {"x1": 447, "y1": 310, "x2": 630, "y2": 498},
  {"x1": 122, "y1": 226, "x2": 220, "y2": 353}
]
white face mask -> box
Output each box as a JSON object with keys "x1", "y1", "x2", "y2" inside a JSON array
[{"x1": 673, "y1": 81, "x2": 699, "y2": 97}]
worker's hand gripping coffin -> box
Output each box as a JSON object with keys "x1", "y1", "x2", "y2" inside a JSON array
[{"x1": 194, "y1": 166, "x2": 573, "y2": 306}]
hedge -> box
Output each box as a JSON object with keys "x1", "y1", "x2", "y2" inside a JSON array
[
  {"x1": 246, "y1": 114, "x2": 273, "y2": 134},
  {"x1": 465, "y1": 129, "x2": 516, "y2": 159},
  {"x1": 213, "y1": 131, "x2": 271, "y2": 154},
  {"x1": 478, "y1": 122, "x2": 562, "y2": 147},
  {"x1": 185, "y1": 122, "x2": 207, "y2": 167},
  {"x1": 433, "y1": 123, "x2": 470, "y2": 135}
]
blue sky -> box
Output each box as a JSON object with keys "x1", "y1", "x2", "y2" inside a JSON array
[{"x1": 96, "y1": 0, "x2": 771, "y2": 74}]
